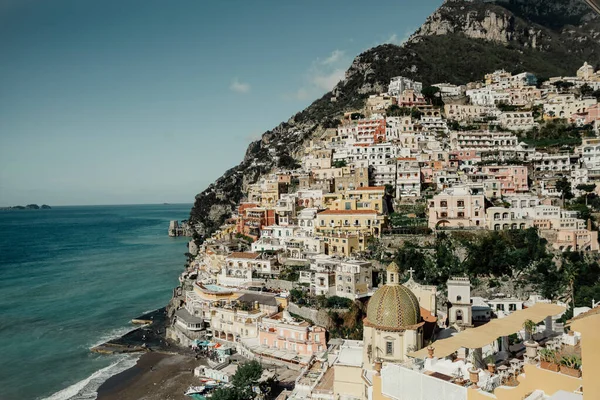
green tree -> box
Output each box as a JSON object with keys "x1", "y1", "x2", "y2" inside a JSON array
[
  {"x1": 422, "y1": 86, "x2": 443, "y2": 107},
  {"x1": 556, "y1": 177, "x2": 574, "y2": 200},
  {"x1": 231, "y1": 361, "x2": 264, "y2": 398},
  {"x1": 332, "y1": 160, "x2": 347, "y2": 168}
]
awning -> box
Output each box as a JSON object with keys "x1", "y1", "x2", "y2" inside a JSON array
[{"x1": 408, "y1": 303, "x2": 566, "y2": 359}]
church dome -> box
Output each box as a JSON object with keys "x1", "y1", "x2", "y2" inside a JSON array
[{"x1": 365, "y1": 262, "x2": 421, "y2": 331}]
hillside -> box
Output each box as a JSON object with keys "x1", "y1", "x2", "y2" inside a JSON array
[{"x1": 189, "y1": 0, "x2": 600, "y2": 237}]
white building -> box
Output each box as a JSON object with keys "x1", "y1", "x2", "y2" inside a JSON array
[
  {"x1": 388, "y1": 76, "x2": 423, "y2": 96},
  {"x1": 499, "y1": 111, "x2": 537, "y2": 131},
  {"x1": 447, "y1": 276, "x2": 472, "y2": 327},
  {"x1": 335, "y1": 260, "x2": 373, "y2": 300}
]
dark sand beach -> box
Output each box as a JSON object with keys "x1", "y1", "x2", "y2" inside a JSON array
[{"x1": 97, "y1": 352, "x2": 203, "y2": 400}]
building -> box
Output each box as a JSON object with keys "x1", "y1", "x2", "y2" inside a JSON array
[
  {"x1": 362, "y1": 262, "x2": 424, "y2": 365},
  {"x1": 447, "y1": 276, "x2": 472, "y2": 327},
  {"x1": 543, "y1": 94, "x2": 597, "y2": 119},
  {"x1": 257, "y1": 310, "x2": 327, "y2": 357},
  {"x1": 428, "y1": 185, "x2": 486, "y2": 229},
  {"x1": 396, "y1": 158, "x2": 421, "y2": 197},
  {"x1": 499, "y1": 111, "x2": 536, "y2": 131},
  {"x1": 388, "y1": 76, "x2": 422, "y2": 96},
  {"x1": 316, "y1": 209, "x2": 385, "y2": 237},
  {"x1": 321, "y1": 232, "x2": 367, "y2": 257},
  {"x1": 218, "y1": 252, "x2": 279, "y2": 287},
  {"x1": 444, "y1": 104, "x2": 498, "y2": 122},
  {"x1": 450, "y1": 130, "x2": 520, "y2": 152},
  {"x1": 335, "y1": 259, "x2": 373, "y2": 300},
  {"x1": 236, "y1": 204, "x2": 277, "y2": 240}
]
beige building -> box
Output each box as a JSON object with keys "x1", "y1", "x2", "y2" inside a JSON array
[
  {"x1": 428, "y1": 185, "x2": 486, "y2": 229},
  {"x1": 316, "y1": 209, "x2": 385, "y2": 237},
  {"x1": 362, "y1": 263, "x2": 424, "y2": 365}
]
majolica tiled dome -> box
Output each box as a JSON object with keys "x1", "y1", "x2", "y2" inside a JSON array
[{"x1": 365, "y1": 262, "x2": 421, "y2": 331}]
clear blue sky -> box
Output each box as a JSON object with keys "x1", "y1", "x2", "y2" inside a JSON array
[{"x1": 0, "y1": 0, "x2": 441, "y2": 206}]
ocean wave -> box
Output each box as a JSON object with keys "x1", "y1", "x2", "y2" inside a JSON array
[
  {"x1": 42, "y1": 354, "x2": 140, "y2": 400},
  {"x1": 88, "y1": 325, "x2": 144, "y2": 349}
]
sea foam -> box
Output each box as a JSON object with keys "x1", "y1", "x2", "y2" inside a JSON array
[{"x1": 42, "y1": 355, "x2": 140, "y2": 400}]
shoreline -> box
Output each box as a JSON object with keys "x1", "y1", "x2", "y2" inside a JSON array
[
  {"x1": 96, "y1": 352, "x2": 201, "y2": 400},
  {"x1": 91, "y1": 307, "x2": 186, "y2": 355}
]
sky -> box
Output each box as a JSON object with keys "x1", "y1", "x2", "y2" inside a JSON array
[{"x1": 0, "y1": 0, "x2": 441, "y2": 206}]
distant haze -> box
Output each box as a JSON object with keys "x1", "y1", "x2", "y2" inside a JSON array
[{"x1": 0, "y1": 0, "x2": 440, "y2": 206}]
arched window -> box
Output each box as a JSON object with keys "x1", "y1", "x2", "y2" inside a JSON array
[{"x1": 457, "y1": 295, "x2": 462, "y2": 302}]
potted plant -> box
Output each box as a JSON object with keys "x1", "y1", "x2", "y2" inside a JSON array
[
  {"x1": 485, "y1": 354, "x2": 496, "y2": 374},
  {"x1": 539, "y1": 348, "x2": 560, "y2": 372},
  {"x1": 468, "y1": 367, "x2": 480, "y2": 388},
  {"x1": 560, "y1": 355, "x2": 582, "y2": 378},
  {"x1": 523, "y1": 319, "x2": 538, "y2": 359}
]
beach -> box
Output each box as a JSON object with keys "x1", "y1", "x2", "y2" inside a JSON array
[{"x1": 97, "y1": 352, "x2": 203, "y2": 400}]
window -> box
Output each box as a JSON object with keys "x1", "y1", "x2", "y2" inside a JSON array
[
  {"x1": 440, "y1": 201, "x2": 448, "y2": 207},
  {"x1": 386, "y1": 341, "x2": 393, "y2": 355},
  {"x1": 457, "y1": 295, "x2": 462, "y2": 301},
  {"x1": 458, "y1": 212, "x2": 464, "y2": 218},
  {"x1": 457, "y1": 200, "x2": 465, "y2": 207},
  {"x1": 315, "y1": 334, "x2": 320, "y2": 342},
  {"x1": 440, "y1": 212, "x2": 448, "y2": 218}
]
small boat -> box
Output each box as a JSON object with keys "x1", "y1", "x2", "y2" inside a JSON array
[
  {"x1": 204, "y1": 380, "x2": 218, "y2": 387},
  {"x1": 185, "y1": 385, "x2": 206, "y2": 396}
]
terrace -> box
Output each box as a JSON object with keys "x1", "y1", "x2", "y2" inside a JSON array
[{"x1": 399, "y1": 303, "x2": 587, "y2": 399}]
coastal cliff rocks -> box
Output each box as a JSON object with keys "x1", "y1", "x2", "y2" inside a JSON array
[{"x1": 188, "y1": 0, "x2": 600, "y2": 238}]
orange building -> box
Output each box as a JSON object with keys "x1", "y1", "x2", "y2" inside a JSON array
[{"x1": 236, "y1": 203, "x2": 277, "y2": 240}]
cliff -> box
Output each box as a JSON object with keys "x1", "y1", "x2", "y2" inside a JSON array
[{"x1": 189, "y1": 0, "x2": 600, "y2": 237}]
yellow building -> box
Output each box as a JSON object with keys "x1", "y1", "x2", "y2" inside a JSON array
[
  {"x1": 316, "y1": 209, "x2": 385, "y2": 237},
  {"x1": 321, "y1": 232, "x2": 368, "y2": 257}
]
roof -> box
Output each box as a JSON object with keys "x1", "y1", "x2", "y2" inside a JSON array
[
  {"x1": 352, "y1": 186, "x2": 385, "y2": 191},
  {"x1": 567, "y1": 305, "x2": 600, "y2": 324},
  {"x1": 318, "y1": 209, "x2": 378, "y2": 215},
  {"x1": 365, "y1": 272, "x2": 421, "y2": 331},
  {"x1": 228, "y1": 252, "x2": 260, "y2": 259},
  {"x1": 237, "y1": 292, "x2": 278, "y2": 307},
  {"x1": 174, "y1": 308, "x2": 204, "y2": 324},
  {"x1": 335, "y1": 342, "x2": 363, "y2": 367},
  {"x1": 420, "y1": 307, "x2": 437, "y2": 323},
  {"x1": 408, "y1": 302, "x2": 566, "y2": 359}
]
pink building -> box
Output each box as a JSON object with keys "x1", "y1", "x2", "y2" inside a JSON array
[
  {"x1": 258, "y1": 311, "x2": 327, "y2": 357},
  {"x1": 449, "y1": 150, "x2": 481, "y2": 169},
  {"x1": 585, "y1": 104, "x2": 600, "y2": 126},
  {"x1": 481, "y1": 165, "x2": 529, "y2": 194}
]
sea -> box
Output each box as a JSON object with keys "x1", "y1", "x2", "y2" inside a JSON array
[{"x1": 0, "y1": 204, "x2": 191, "y2": 400}]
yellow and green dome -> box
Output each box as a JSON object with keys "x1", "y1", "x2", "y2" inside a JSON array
[{"x1": 365, "y1": 263, "x2": 421, "y2": 331}]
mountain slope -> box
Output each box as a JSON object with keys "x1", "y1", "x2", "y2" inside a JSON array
[{"x1": 189, "y1": 0, "x2": 600, "y2": 237}]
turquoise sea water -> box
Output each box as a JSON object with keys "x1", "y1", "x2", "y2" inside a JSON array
[{"x1": 0, "y1": 204, "x2": 191, "y2": 400}]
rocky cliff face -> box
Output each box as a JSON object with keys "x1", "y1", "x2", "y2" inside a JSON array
[
  {"x1": 410, "y1": 0, "x2": 600, "y2": 51},
  {"x1": 189, "y1": 0, "x2": 600, "y2": 237}
]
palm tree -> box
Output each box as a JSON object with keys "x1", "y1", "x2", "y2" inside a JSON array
[{"x1": 562, "y1": 260, "x2": 579, "y2": 314}]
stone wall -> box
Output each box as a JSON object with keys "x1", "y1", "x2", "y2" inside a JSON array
[
  {"x1": 166, "y1": 326, "x2": 203, "y2": 348},
  {"x1": 252, "y1": 278, "x2": 295, "y2": 291},
  {"x1": 288, "y1": 302, "x2": 348, "y2": 328}
]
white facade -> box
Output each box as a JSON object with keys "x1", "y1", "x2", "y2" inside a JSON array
[
  {"x1": 388, "y1": 76, "x2": 423, "y2": 96},
  {"x1": 447, "y1": 276, "x2": 472, "y2": 326}
]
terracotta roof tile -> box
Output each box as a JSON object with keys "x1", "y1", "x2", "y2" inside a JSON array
[
  {"x1": 353, "y1": 186, "x2": 385, "y2": 191},
  {"x1": 228, "y1": 252, "x2": 260, "y2": 259}
]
